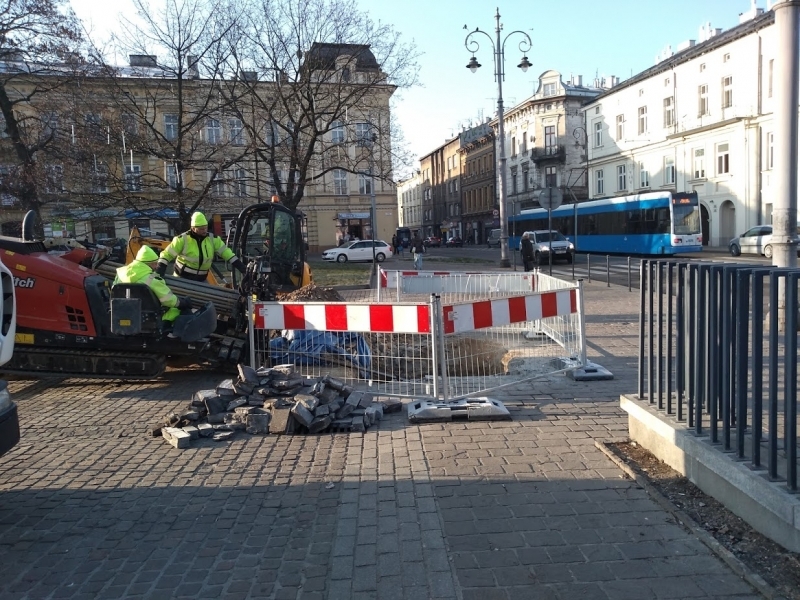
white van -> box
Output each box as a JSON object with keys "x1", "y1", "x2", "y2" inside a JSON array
[
  {"x1": 0, "y1": 258, "x2": 19, "y2": 457},
  {"x1": 486, "y1": 228, "x2": 501, "y2": 248}
]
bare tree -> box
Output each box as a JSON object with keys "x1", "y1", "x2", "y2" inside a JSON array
[
  {"x1": 85, "y1": 0, "x2": 254, "y2": 232},
  {"x1": 0, "y1": 0, "x2": 87, "y2": 217},
  {"x1": 219, "y1": 0, "x2": 419, "y2": 212}
]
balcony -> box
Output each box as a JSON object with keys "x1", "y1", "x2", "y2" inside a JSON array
[{"x1": 531, "y1": 145, "x2": 566, "y2": 164}]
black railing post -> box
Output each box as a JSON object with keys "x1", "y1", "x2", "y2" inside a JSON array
[
  {"x1": 657, "y1": 261, "x2": 664, "y2": 410},
  {"x1": 638, "y1": 260, "x2": 646, "y2": 399},
  {"x1": 735, "y1": 269, "x2": 750, "y2": 461},
  {"x1": 785, "y1": 273, "x2": 797, "y2": 491},
  {"x1": 768, "y1": 270, "x2": 780, "y2": 480},
  {"x1": 667, "y1": 262, "x2": 674, "y2": 415},
  {"x1": 676, "y1": 263, "x2": 686, "y2": 422},
  {"x1": 751, "y1": 270, "x2": 769, "y2": 470}
]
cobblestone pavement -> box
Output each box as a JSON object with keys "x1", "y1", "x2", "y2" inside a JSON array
[{"x1": 0, "y1": 281, "x2": 761, "y2": 599}]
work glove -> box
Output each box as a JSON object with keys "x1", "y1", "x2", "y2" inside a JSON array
[
  {"x1": 155, "y1": 262, "x2": 167, "y2": 276},
  {"x1": 232, "y1": 258, "x2": 246, "y2": 274},
  {"x1": 177, "y1": 296, "x2": 193, "y2": 311}
]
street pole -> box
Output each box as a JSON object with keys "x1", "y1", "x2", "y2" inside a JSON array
[
  {"x1": 464, "y1": 9, "x2": 532, "y2": 269},
  {"x1": 772, "y1": 0, "x2": 800, "y2": 327},
  {"x1": 370, "y1": 133, "x2": 378, "y2": 285}
]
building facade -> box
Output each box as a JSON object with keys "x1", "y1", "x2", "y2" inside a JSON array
[
  {"x1": 397, "y1": 169, "x2": 422, "y2": 234},
  {"x1": 584, "y1": 6, "x2": 783, "y2": 247},
  {"x1": 458, "y1": 122, "x2": 495, "y2": 245},
  {"x1": 495, "y1": 70, "x2": 606, "y2": 221}
]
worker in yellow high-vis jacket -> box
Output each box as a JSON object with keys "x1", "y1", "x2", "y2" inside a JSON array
[
  {"x1": 114, "y1": 246, "x2": 190, "y2": 322},
  {"x1": 156, "y1": 212, "x2": 246, "y2": 282}
]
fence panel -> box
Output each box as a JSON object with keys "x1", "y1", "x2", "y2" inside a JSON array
[{"x1": 250, "y1": 298, "x2": 439, "y2": 399}]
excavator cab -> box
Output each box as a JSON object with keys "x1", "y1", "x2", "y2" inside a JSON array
[{"x1": 229, "y1": 200, "x2": 311, "y2": 298}]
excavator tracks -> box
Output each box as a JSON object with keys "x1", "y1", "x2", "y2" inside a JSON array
[{"x1": 1, "y1": 347, "x2": 166, "y2": 379}]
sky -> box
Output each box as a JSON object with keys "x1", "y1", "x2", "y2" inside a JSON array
[{"x1": 68, "y1": 0, "x2": 762, "y2": 172}]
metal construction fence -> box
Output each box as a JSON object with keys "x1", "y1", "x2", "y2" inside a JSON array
[
  {"x1": 249, "y1": 269, "x2": 587, "y2": 401},
  {"x1": 639, "y1": 259, "x2": 799, "y2": 491}
]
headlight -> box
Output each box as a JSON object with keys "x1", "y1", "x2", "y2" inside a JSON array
[
  {"x1": 0, "y1": 381, "x2": 12, "y2": 413},
  {"x1": 568, "y1": 243, "x2": 575, "y2": 250}
]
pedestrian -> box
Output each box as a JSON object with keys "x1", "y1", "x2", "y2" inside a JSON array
[
  {"x1": 411, "y1": 234, "x2": 425, "y2": 270},
  {"x1": 114, "y1": 246, "x2": 191, "y2": 323},
  {"x1": 391, "y1": 235, "x2": 398, "y2": 256},
  {"x1": 156, "y1": 211, "x2": 246, "y2": 282},
  {"x1": 521, "y1": 231, "x2": 534, "y2": 272}
]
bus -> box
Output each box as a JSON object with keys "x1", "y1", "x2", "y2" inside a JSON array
[
  {"x1": 395, "y1": 227, "x2": 412, "y2": 249},
  {"x1": 508, "y1": 191, "x2": 703, "y2": 255}
]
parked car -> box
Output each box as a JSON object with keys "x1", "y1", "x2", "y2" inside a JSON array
[
  {"x1": 486, "y1": 228, "x2": 501, "y2": 248},
  {"x1": 445, "y1": 236, "x2": 463, "y2": 248},
  {"x1": 423, "y1": 236, "x2": 441, "y2": 248},
  {"x1": 728, "y1": 225, "x2": 800, "y2": 258},
  {"x1": 520, "y1": 230, "x2": 575, "y2": 264},
  {"x1": 0, "y1": 258, "x2": 19, "y2": 458},
  {"x1": 321, "y1": 240, "x2": 394, "y2": 263}
]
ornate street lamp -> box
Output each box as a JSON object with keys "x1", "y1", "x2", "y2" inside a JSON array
[{"x1": 465, "y1": 9, "x2": 532, "y2": 267}]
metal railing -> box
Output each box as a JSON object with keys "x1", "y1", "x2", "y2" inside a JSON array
[{"x1": 639, "y1": 259, "x2": 799, "y2": 490}]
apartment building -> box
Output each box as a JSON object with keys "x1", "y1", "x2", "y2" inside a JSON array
[
  {"x1": 584, "y1": 5, "x2": 778, "y2": 247},
  {"x1": 0, "y1": 44, "x2": 397, "y2": 252},
  {"x1": 458, "y1": 122, "x2": 495, "y2": 245},
  {"x1": 397, "y1": 169, "x2": 423, "y2": 234}
]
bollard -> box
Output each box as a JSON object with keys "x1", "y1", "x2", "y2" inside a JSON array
[
  {"x1": 606, "y1": 255, "x2": 610, "y2": 288},
  {"x1": 627, "y1": 257, "x2": 632, "y2": 292},
  {"x1": 587, "y1": 254, "x2": 591, "y2": 283}
]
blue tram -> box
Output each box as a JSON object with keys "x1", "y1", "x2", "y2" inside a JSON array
[{"x1": 508, "y1": 191, "x2": 703, "y2": 255}]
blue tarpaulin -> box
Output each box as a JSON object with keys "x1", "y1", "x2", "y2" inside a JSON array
[{"x1": 269, "y1": 330, "x2": 371, "y2": 377}]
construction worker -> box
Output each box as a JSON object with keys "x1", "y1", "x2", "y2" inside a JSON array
[
  {"x1": 114, "y1": 246, "x2": 190, "y2": 322},
  {"x1": 156, "y1": 211, "x2": 246, "y2": 282}
]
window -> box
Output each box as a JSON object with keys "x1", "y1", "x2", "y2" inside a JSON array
[
  {"x1": 698, "y1": 85, "x2": 709, "y2": 116},
  {"x1": 637, "y1": 106, "x2": 647, "y2": 135},
  {"x1": 545, "y1": 166, "x2": 556, "y2": 188},
  {"x1": 723, "y1": 53, "x2": 731, "y2": 63},
  {"x1": 664, "y1": 155, "x2": 676, "y2": 184},
  {"x1": 205, "y1": 118, "x2": 221, "y2": 144},
  {"x1": 233, "y1": 167, "x2": 247, "y2": 197},
  {"x1": 333, "y1": 169, "x2": 347, "y2": 195},
  {"x1": 45, "y1": 165, "x2": 64, "y2": 194},
  {"x1": 766, "y1": 131, "x2": 774, "y2": 169},
  {"x1": 664, "y1": 78, "x2": 671, "y2": 87},
  {"x1": 693, "y1": 148, "x2": 705, "y2": 179},
  {"x1": 594, "y1": 121, "x2": 602, "y2": 147},
  {"x1": 166, "y1": 163, "x2": 179, "y2": 190},
  {"x1": 125, "y1": 164, "x2": 142, "y2": 192},
  {"x1": 209, "y1": 170, "x2": 225, "y2": 196},
  {"x1": 768, "y1": 59, "x2": 773, "y2": 98},
  {"x1": 544, "y1": 126, "x2": 556, "y2": 154},
  {"x1": 229, "y1": 118, "x2": 244, "y2": 146},
  {"x1": 91, "y1": 162, "x2": 108, "y2": 193},
  {"x1": 341, "y1": 67, "x2": 350, "y2": 82},
  {"x1": 716, "y1": 143, "x2": 729, "y2": 175},
  {"x1": 639, "y1": 163, "x2": 649, "y2": 188},
  {"x1": 358, "y1": 173, "x2": 372, "y2": 195},
  {"x1": 84, "y1": 113, "x2": 104, "y2": 141},
  {"x1": 595, "y1": 169, "x2": 604, "y2": 195},
  {"x1": 616, "y1": 115, "x2": 624, "y2": 140},
  {"x1": 700, "y1": 63, "x2": 706, "y2": 72},
  {"x1": 121, "y1": 113, "x2": 137, "y2": 136},
  {"x1": 722, "y1": 76, "x2": 733, "y2": 108},
  {"x1": 617, "y1": 164, "x2": 626, "y2": 191},
  {"x1": 663, "y1": 97, "x2": 674, "y2": 128},
  {"x1": 511, "y1": 169, "x2": 518, "y2": 194},
  {"x1": 522, "y1": 168, "x2": 529, "y2": 192},
  {"x1": 355, "y1": 122, "x2": 372, "y2": 146},
  {"x1": 638, "y1": 89, "x2": 644, "y2": 97},
  {"x1": 326, "y1": 120, "x2": 342, "y2": 144},
  {"x1": 265, "y1": 120, "x2": 280, "y2": 146},
  {"x1": 543, "y1": 82, "x2": 557, "y2": 96},
  {"x1": 164, "y1": 114, "x2": 178, "y2": 140},
  {"x1": 511, "y1": 136, "x2": 516, "y2": 157}
]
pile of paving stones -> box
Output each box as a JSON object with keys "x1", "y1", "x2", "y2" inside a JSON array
[{"x1": 156, "y1": 364, "x2": 402, "y2": 449}]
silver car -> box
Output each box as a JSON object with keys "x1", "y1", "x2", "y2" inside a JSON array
[
  {"x1": 521, "y1": 230, "x2": 575, "y2": 265},
  {"x1": 729, "y1": 225, "x2": 800, "y2": 258}
]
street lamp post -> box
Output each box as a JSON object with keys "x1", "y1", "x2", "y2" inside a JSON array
[{"x1": 465, "y1": 8, "x2": 532, "y2": 268}]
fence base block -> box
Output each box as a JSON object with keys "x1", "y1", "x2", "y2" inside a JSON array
[
  {"x1": 407, "y1": 398, "x2": 512, "y2": 423},
  {"x1": 557, "y1": 358, "x2": 614, "y2": 381}
]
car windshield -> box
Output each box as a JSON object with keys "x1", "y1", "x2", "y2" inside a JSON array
[{"x1": 535, "y1": 231, "x2": 566, "y2": 242}]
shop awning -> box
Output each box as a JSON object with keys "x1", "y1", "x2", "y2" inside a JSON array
[
  {"x1": 125, "y1": 208, "x2": 179, "y2": 219},
  {"x1": 336, "y1": 212, "x2": 370, "y2": 220}
]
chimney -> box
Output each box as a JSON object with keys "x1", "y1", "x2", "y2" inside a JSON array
[
  {"x1": 577, "y1": 75, "x2": 583, "y2": 86},
  {"x1": 187, "y1": 55, "x2": 199, "y2": 79},
  {"x1": 129, "y1": 54, "x2": 157, "y2": 68}
]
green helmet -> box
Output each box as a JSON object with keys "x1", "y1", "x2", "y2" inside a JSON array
[
  {"x1": 191, "y1": 212, "x2": 208, "y2": 227},
  {"x1": 136, "y1": 245, "x2": 159, "y2": 262}
]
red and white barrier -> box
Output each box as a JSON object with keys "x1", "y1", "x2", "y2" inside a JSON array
[
  {"x1": 253, "y1": 302, "x2": 431, "y2": 333},
  {"x1": 441, "y1": 289, "x2": 577, "y2": 334},
  {"x1": 380, "y1": 268, "x2": 473, "y2": 289}
]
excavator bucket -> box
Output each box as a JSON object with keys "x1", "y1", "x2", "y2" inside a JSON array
[{"x1": 171, "y1": 301, "x2": 217, "y2": 342}]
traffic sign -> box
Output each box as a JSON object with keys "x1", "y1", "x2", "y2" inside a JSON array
[
  {"x1": 538, "y1": 187, "x2": 563, "y2": 210},
  {"x1": 492, "y1": 209, "x2": 499, "y2": 217}
]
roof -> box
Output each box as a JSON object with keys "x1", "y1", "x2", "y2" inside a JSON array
[
  {"x1": 304, "y1": 43, "x2": 380, "y2": 71},
  {"x1": 587, "y1": 10, "x2": 774, "y2": 104}
]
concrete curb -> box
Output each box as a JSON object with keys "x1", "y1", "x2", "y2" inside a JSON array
[{"x1": 595, "y1": 439, "x2": 780, "y2": 600}]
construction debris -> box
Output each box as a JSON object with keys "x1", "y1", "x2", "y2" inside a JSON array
[{"x1": 155, "y1": 363, "x2": 395, "y2": 449}]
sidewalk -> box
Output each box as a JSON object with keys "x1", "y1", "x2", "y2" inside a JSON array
[{"x1": 0, "y1": 280, "x2": 761, "y2": 600}]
